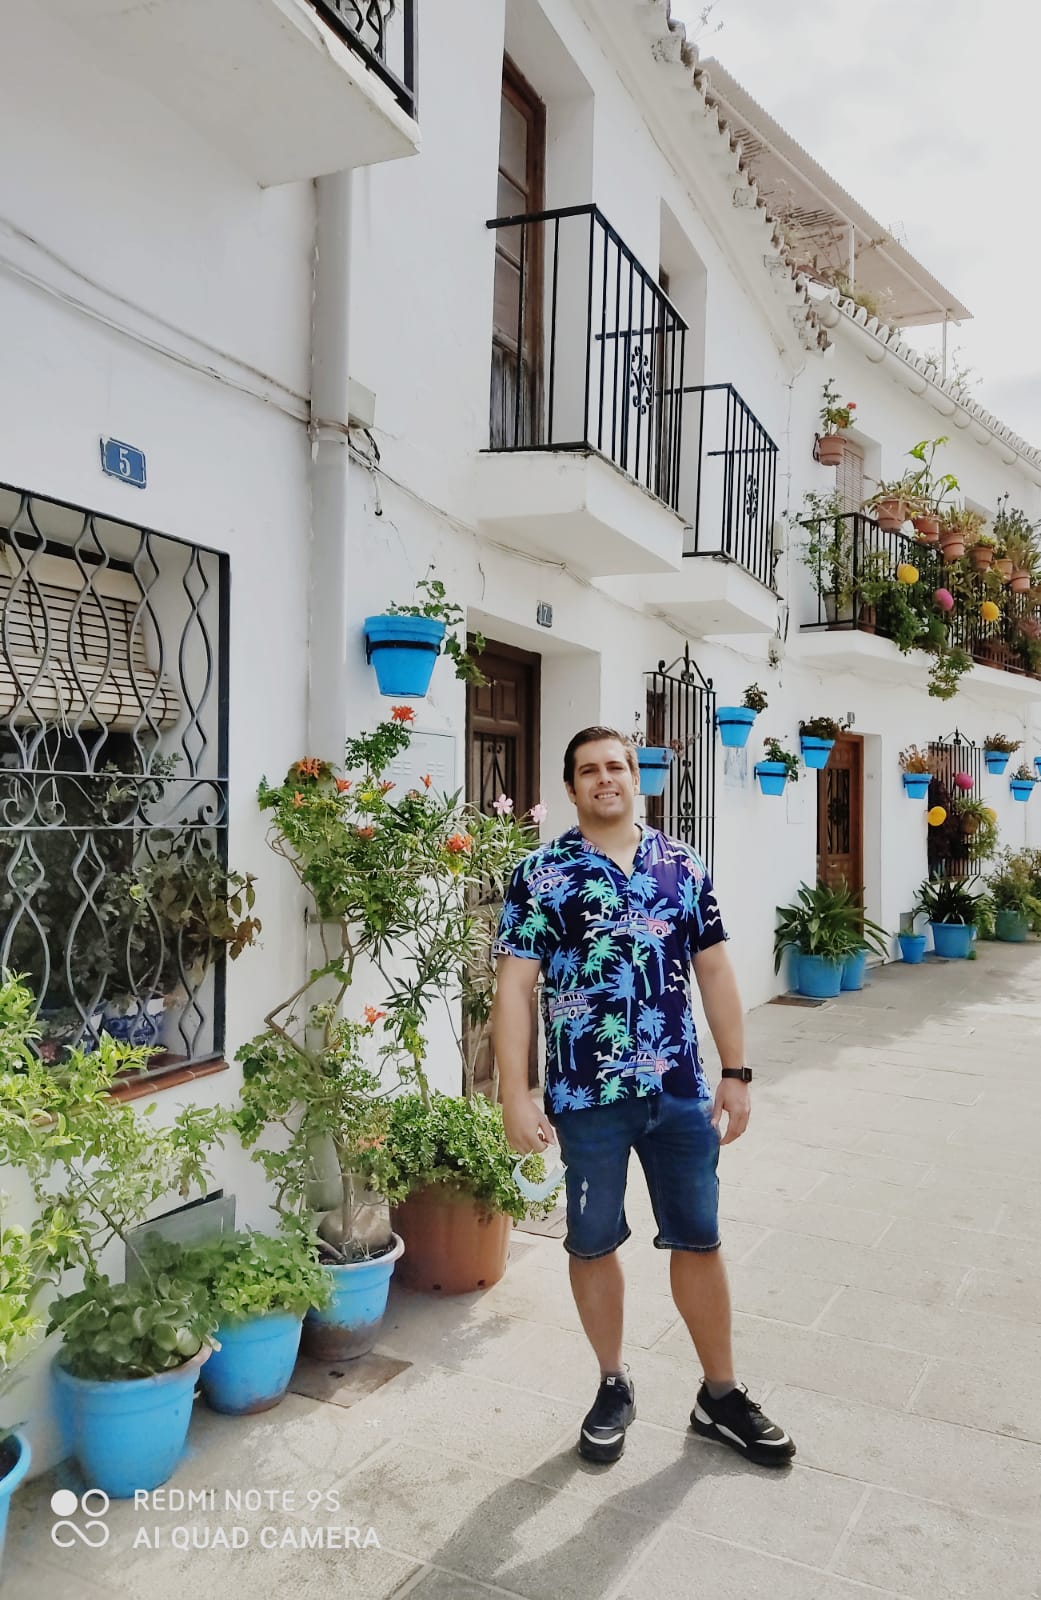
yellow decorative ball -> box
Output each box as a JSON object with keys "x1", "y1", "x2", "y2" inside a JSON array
[
  {"x1": 896, "y1": 563, "x2": 919, "y2": 585},
  {"x1": 983, "y1": 807, "x2": 997, "y2": 824},
  {"x1": 927, "y1": 806, "x2": 947, "y2": 826},
  {"x1": 980, "y1": 600, "x2": 1000, "y2": 623}
]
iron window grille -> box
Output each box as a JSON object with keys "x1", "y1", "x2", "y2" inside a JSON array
[
  {"x1": 644, "y1": 644, "x2": 717, "y2": 874},
  {"x1": 0, "y1": 483, "x2": 230, "y2": 1072},
  {"x1": 681, "y1": 383, "x2": 779, "y2": 590},
  {"x1": 928, "y1": 733, "x2": 982, "y2": 882},
  {"x1": 307, "y1": 0, "x2": 417, "y2": 120}
]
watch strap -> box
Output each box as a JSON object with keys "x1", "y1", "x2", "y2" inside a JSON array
[{"x1": 721, "y1": 1067, "x2": 753, "y2": 1083}]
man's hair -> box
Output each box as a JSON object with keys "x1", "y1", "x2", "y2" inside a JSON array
[{"x1": 563, "y1": 726, "x2": 639, "y2": 787}]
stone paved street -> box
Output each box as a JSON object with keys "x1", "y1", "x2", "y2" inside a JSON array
[{"x1": 6, "y1": 942, "x2": 1041, "y2": 1600}]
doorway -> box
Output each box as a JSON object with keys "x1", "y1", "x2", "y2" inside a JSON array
[
  {"x1": 490, "y1": 58, "x2": 546, "y2": 450},
  {"x1": 817, "y1": 734, "x2": 864, "y2": 892}
]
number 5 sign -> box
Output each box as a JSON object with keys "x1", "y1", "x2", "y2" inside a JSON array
[{"x1": 99, "y1": 437, "x2": 147, "y2": 488}]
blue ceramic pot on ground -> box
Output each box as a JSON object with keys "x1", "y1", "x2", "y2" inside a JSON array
[
  {"x1": 796, "y1": 953, "x2": 844, "y2": 998},
  {"x1": 363, "y1": 615, "x2": 446, "y2": 698},
  {"x1": 800, "y1": 736, "x2": 835, "y2": 770},
  {"x1": 636, "y1": 747, "x2": 672, "y2": 797},
  {"x1": 53, "y1": 1347, "x2": 210, "y2": 1499},
  {"x1": 984, "y1": 751, "x2": 1010, "y2": 775},
  {"x1": 929, "y1": 921, "x2": 974, "y2": 959},
  {"x1": 841, "y1": 948, "x2": 868, "y2": 990},
  {"x1": 902, "y1": 772, "x2": 930, "y2": 799},
  {"x1": 1010, "y1": 778, "x2": 1035, "y2": 803},
  {"x1": 200, "y1": 1311, "x2": 304, "y2": 1416},
  {"x1": 754, "y1": 760, "x2": 788, "y2": 797},
  {"x1": 301, "y1": 1235, "x2": 404, "y2": 1362},
  {"x1": 0, "y1": 1433, "x2": 31, "y2": 1577},
  {"x1": 898, "y1": 932, "x2": 927, "y2": 963},
  {"x1": 715, "y1": 707, "x2": 756, "y2": 749}
]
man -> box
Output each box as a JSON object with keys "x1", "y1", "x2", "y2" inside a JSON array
[{"x1": 492, "y1": 726, "x2": 794, "y2": 1468}]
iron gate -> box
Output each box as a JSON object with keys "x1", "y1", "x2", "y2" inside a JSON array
[
  {"x1": 644, "y1": 643, "x2": 716, "y2": 872},
  {"x1": 928, "y1": 731, "x2": 982, "y2": 880}
]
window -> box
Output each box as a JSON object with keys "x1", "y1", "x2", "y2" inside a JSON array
[
  {"x1": 490, "y1": 57, "x2": 546, "y2": 450},
  {"x1": 0, "y1": 483, "x2": 230, "y2": 1071}
]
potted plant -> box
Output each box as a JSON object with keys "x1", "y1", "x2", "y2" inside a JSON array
[
  {"x1": 861, "y1": 477, "x2": 919, "y2": 534},
  {"x1": 949, "y1": 798, "x2": 998, "y2": 863},
  {"x1": 987, "y1": 849, "x2": 1041, "y2": 943},
  {"x1": 897, "y1": 916, "x2": 928, "y2": 964},
  {"x1": 715, "y1": 683, "x2": 767, "y2": 749},
  {"x1": 773, "y1": 880, "x2": 888, "y2": 998},
  {"x1": 364, "y1": 573, "x2": 486, "y2": 698},
  {"x1": 913, "y1": 875, "x2": 991, "y2": 959},
  {"x1": 906, "y1": 437, "x2": 959, "y2": 540},
  {"x1": 630, "y1": 714, "x2": 672, "y2": 795},
  {"x1": 993, "y1": 497, "x2": 1039, "y2": 594},
  {"x1": 814, "y1": 379, "x2": 856, "y2": 467},
  {"x1": 0, "y1": 1202, "x2": 39, "y2": 1576},
  {"x1": 982, "y1": 734, "x2": 1020, "y2": 775},
  {"x1": 965, "y1": 527, "x2": 997, "y2": 572},
  {"x1": 754, "y1": 737, "x2": 800, "y2": 797},
  {"x1": 1010, "y1": 762, "x2": 1036, "y2": 802},
  {"x1": 937, "y1": 506, "x2": 986, "y2": 564},
  {"x1": 799, "y1": 491, "x2": 857, "y2": 622},
  {"x1": 798, "y1": 715, "x2": 845, "y2": 770},
  {"x1": 899, "y1": 745, "x2": 935, "y2": 799}
]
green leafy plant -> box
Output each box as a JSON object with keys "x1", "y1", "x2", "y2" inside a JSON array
[
  {"x1": 799, "y1": 491, "x2": 855, "y2": 607},
  {"x1": 983, "y1": 733, "x2": 1021, "y2": 754},
  {"x1": 940, "y1": 506, "x2": 986, "y2": 540},
  {"x1": 927, "y1": 645, "x2": 974, "y2": 701},
  {"x1": 987, "y1": 849, "x2": 1041, "y2": 928},
  {"x1": 860, "y1": 475, "x2": 922, "y2": 519},
  {"x1": 949, "y1": 799, "x2": 999, "y2": 863},
  {"x1": 819, "y1": 379, "x2": 856, "y2": 433},
  {"x1": 155, "y1": 1226, "x2": 332, "y2": 1324},
  {"x1": 799, "y1": 716, "x2": 845, "y2": 739},
  {"x1": 387, "y1": 572, "x2": 486, "y2": 685},
  {"x1": 742, "y1": 683, "x2": 768, "y2": 713},
  {"x1": 761, "y1": 738, "x2": 800, "y2": 782},
  {"x1": 47, "y1": 1271, "x2": 215, "y2": 1382},
  {"x1": 773, "y1": 881, "x2": 888, "y2": 972},
  {"x1": 913, "y1": 876, "x2": 991, "y2": 927},
  {"x1": 907, "y1": 437, "x2": 959, "y2": 515}
]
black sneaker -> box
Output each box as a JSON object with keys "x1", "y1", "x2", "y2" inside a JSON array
[
  {"x1": 578, "y1": 1373, "x2": 636, "y2": 1463},
  {"x1": 691, "y1": 1382, "x2": 795, "y2": 1467}
]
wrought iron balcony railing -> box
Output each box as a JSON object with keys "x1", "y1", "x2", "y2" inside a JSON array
[
  {"x1": 308, "y1": 0, "x2": 417, "y2": 119},
  {"x1": 485, "y1": 203, "x2": 687, "y2": 514},
  {"x1": 681, "y1": 383, "x2": 778, "y2": 589}
]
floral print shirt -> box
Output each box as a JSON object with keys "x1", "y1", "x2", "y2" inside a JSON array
[{"x1": 494, "y1": 826, "x2": 727, "y2": 1112}]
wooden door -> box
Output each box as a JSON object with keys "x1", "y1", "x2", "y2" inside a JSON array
[
  {"x1": 466, "y1": 640, "x2": 541, "y2": 1091},
  {"x1": 817, "y1": 734, "x2": 864, "y2": 893},
  {"x1": 490, "y1": 59, "x2": 545, "y2": 450}
]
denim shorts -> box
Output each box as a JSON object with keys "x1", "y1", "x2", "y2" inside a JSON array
[{"x1": 549, "y1": 1091, "x2": 721, "y2": 1259}]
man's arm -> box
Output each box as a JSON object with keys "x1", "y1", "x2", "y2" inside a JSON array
[
  {"x1": 692, "y1": 940, "x2": 750, "y2": 1146},
  {"x1": 491, "y1": 954, "x2": 556, "y2": 1154}
]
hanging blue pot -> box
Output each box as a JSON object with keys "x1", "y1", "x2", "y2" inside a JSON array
[
  {"x1": 898, "y1": 932, "x2": 927, "y2": 964},
  {"x1": 754, "y1": 760, "x2": 788, "y2": 797},
  {"x1": 301, "y1": 1235, "x2": 404, "y2": 1362},
  {"x1": 984, "y1": 751, "x2": 1010, "y2": 775},
  {"x1": 636, "y1": 747, "x2": 672, "y2": 797},
  {"x1": 0, "y1": 1433, "x2": 31, "y2": 1578},
  {"x1": 364, "y1": 615, "x2": 446, "y2": 698},
  {"x1": 715, "y1": 707, "x2": 757, "y2": 748},
  {"x1": 1034, "y1": 756, "x2": 1041, "y2": 780},
  {"x1": 1010, "y1": 779, "x2": 1035, "y2": 803},
  {"x1": 840, "y1": 948, "x2": 868, "y2": 990},
  {"x1": 929, "y1": 921, "x2": 974, "y2": 959},
  {"x1": 796, "y1": 953, "x2": 844, "y2": 998},
  {"x1": 800, "y1": 736, "x2": 835, "y2": 770},
  {"x1": 200, "y1": 1311, "x2": 304, "y2": 1416},
  {"x1": 902, "y1": 772, "x2": 930, "y2": 799},
  {"x1": 53, "y1": 1347, "x2": 210, "y2": 1499}
]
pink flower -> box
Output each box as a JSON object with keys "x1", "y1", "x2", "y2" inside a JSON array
[
  {"x1": 492, "y1": 794, "x2": 514, "y2": 815},
  {"x1": 529, "y1": 802, "x2": 548, "y2": 823}
]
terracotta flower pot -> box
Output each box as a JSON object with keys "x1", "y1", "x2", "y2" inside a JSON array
[
  {"x1": 1010, "y1": 569, "x2": 1031, "y2": 593},
  {"x1": 874, "y1": 498, "x2": 906, "y2": 532},
  {"x1": 994, "y1": 558, "x2": 1014, "y2": 581},
  {"x1": 913, "y1": 514, "x2": 940, "y2": 541},
  {"x1": 939, "y1": 536, "x2": 965, "y2": 562},
  {"x1": 391, "y1": 1182, "x2": 513, "y2": 1295},
  {"x1": 815, "y1": 433, "x2": 844, "y2": 467},
  {"x1": 970, "y1": 545, "x2": 994, "y2": 572},
  {"x1": 858, "y1": 603, "x2": 877, "y2": 634}
]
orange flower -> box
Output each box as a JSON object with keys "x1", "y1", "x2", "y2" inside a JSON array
[
  {"x1": 292, "y1": 791, "x2": 305, "y2": 808},
  {"x1": 421, "y1": 773, "x2": 432, "y2": 789},
  {"x1": 294, "y1": 757, "x2": 324, "y2": 779},
  {"x1": 391, "y1": 705, "x2": 415, "y2": 724},
  {"x1": 335, "y1": 777, "x2": 352, "y2": 793},
  {"x1": 445, "y1": 832, "x2": 473, "y2": 854},
  {"x1": 364, "y1": 1006, "x2": 386, "y2": 1025},
  {"x1": 355, "y1": 825, "x2": 376, "y2": 839},
  {"x1": 379, "y1": 780, "x2": 395, "y2": 793}
]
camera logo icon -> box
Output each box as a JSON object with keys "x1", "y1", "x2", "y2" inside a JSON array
[{"x1": 50, "y1": 1488, "x2": 111, "y2": 1548}]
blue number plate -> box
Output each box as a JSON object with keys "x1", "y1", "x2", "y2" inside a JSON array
[{"x1": 99, "y1": 438, "x2": 147, "y2": 488}]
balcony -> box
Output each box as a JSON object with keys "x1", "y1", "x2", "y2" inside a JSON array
[
  {"x1": 44, "y1": 0, "x2": 419, "y2": 185},
  {"x1": 473, "y1": 204, "x2": 687, "y2": 578},
  {"x1": 797, "y1": 513, "x2": 1041, "y2": 698}
]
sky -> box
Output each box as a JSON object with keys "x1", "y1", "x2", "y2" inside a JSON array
[{"x1": 668, "y1": 0, "x2": 1041, "y2": 452}]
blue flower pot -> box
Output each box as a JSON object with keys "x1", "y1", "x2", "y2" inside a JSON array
[
  {"x1": 301, "y1": 1236, "x2": 404, "y2": 1362},
  {"x1": 841, "y1": 948, "x2": 868, "y2": 990},
  {"x1": 53, "y1": 1347, "x2": 209, "y2": 1499},
  {"x1": 902, "y1": 772, "x2": 930, "y2": 799},
  {"x1": 995, "y1": 909, "x2": 1029, "y2": 943},
  {"x1": 101, "y1": 995, "x2": 165, "y2": 1047},
  {"x1": 929, "y1": 921, "x2": 974, "y2": 959},
  {"x1": 898, "y1": 932, "x2": 927, "y2": 964},
  {"x1": 796, "y1": 953, "x2": 844, "y2": 998},
  {"x1": 715, "y1": 707, "x2": 757, "y2": 748},
  {"x1": 636, "y1": 747, "x2": 672, "y2": 797},
  {"x1": 800, "y1": 736, "x2": 835, "y2": 770},
  {"x1": 1035, "y1": 756, "x2": 1041, "y2": 780},
  {"x1": 200, "y1": 1311, "x2": 304, "y2": 1416},
  {"x1": 984, "y1": 751, "x2": 1010, "y2": 775},
  {"x1": 754, "y1": 760, "x2": 788, "y2": 797},
  {"x1": 1010, "y1": 779, "x2": 1035, "y2": 803},
  {"x1": 0, "y1": 1433, "x2": 31, "y2": 1577},
  {"x1": 363, "y1": 615, "x2": 446, "y2": 698}
]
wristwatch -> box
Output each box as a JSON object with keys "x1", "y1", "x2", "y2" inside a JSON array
[{"x1": 721, "y1": 1067, "x2": 753, "y2": 1083}]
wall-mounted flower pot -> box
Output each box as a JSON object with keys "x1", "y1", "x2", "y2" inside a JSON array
[
  {"x1": 815, "y1": 433, "x2": 844, "y2": 467},
  {"x1": 754, "y1": 761, "x2": 788, "y2": 797},
  {"x1": 840, "y1": 948, "x2": 868, "y2": 990},
  {"x1": 1010, "y1": 569, "x2": 1031, "y2": 593},
  {"x1": 913, "y1": 514, "x2": 940, "y2": 541},
  {"x1": 929, "y1": 921, "x2": 974, "y2": 959},
  {"x1": 993, "y1": 557, "x2": 1013, "y2": 582},
  {"x1": 0, "y1": 1433, "x2": 31, "y2": 1579},
  {"x1": 715, "y1": 707, "x2": 757, "y2": 748},
  {"x1": 984, "y1": 751, "x2": 1011, "y2": 776},
  {"x1": 200, "y1": 1311, "x2": 305, "y2": 1416},
  {"x1": 636, "y1": 747, "x2": 673, "y2": 796},
  {"x1": 1035, "y1": 756, "x2": 1041, "y2": 780},
  {"x1": 902, "y1": 772, "x2": 930, "y2": 799},
  {"x1": 364, "y1": 615, "x2": 446, "y2": 698},
  {"x1": 874, "y1": 498, "x2": 907, "y2": 532},
  {"x1": 1010, "y1": 779, "x2": 1035, "y2": 803},
  {"x1": 796, "y1": 953, "x2": 844, "y2": 998},
  {"x1": 301, "y1": 1235, "x2": 404, "y2": 1361},
  {"x1": 970, "y1": 545, "x2": 994, "y2": 572},
  {"x1": 898, "y1": 932, "x2": 927, "y2": 964},
  {"x1": 939, "y1": 536, "x2": 965, "y2": 562},
  {"x1": 995, "y1": 909, "x2": 1029, "y2": 943},
  {"x1": 800, "y1": 736, "x2": 835, "y2": 770}
]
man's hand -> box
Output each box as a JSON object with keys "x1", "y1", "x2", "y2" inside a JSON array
[
  {"x1": 711, "y1": 1078, "x2": 750, "y2": 1146},
  {"x1": 501, "y1": 1092, "x2": 557, "y2": 1157}
]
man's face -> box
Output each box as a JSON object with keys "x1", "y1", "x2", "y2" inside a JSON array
[{"x1": 566, "y1": 738, "x2": 636, "y2": 827}]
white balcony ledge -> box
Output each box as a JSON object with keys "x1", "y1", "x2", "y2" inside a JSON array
[
  {"x1": 796, "y1": 627, "x2": 1041, "y2": 703},
  {"x1": 632, "y1": 554, "x2": 780, "y2": 635},
  {"x1": 43, "y1": 0, "x2": 419, "y2": 185},
  {"x1": 473, "y1": 450, "x2": 685, "y2": 579}
]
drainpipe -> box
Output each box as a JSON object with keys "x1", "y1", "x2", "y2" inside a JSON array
[{"x1": 308, "y1": 171, "x2": 353, "y2": 759}]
